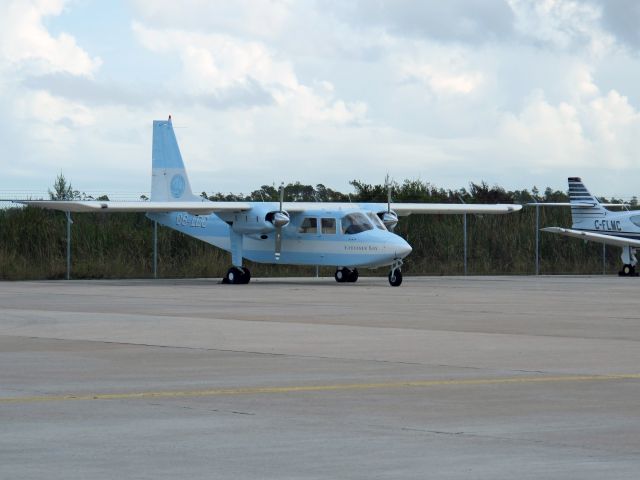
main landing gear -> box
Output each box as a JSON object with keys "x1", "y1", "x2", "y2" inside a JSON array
[
  {"x1": 619, "y1": 264, "x2": 638, "y2": 277},
  {"x1": 334, "y1": 261, "x2": 404, "y2": 287},
  {"x1": 618, "y1": 246, "x2": 639, "y2": 277},
  {"x1": 335, "y1": 267, "x2": 359, "y2": 283},
  {"x1": 223, "y1": 266, "x2": 251, "y2": 284}
]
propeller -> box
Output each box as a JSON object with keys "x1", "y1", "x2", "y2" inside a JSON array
[{"x1": 379, "y1": 182, "x2": 399, "y2": 231}]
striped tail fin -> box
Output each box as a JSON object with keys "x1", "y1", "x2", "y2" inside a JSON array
[{"x1": 568, "y1": 177, "x2": 606, "y2": 228}]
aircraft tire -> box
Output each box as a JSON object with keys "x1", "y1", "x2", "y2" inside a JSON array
[
  {"x1": 224, "y1": 267, "x2": 249, "y2": 284},
  {"x1": 240, "y1": 267, "x2": 251, "y2": 284},
  {"x1": 620, "y1": 264, "x2": 633, "y2": 276},
  {"x1": 347, "y1": 268, "x2": 359, "y2": 282},
  {"x1": 619, "y1": 264, "x2": 638, "y2": 277},
  {"x1": 335, "y1": 268, "x2": 347, "y2": 283},
  {"x1": 388, "y1": 269, "x2": 403, "y2": 287}
]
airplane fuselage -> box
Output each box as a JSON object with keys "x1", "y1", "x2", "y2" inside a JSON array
[
  {"x1": 148, "y1": 204, "x2": 412, "y2": 268},
  {"x1": 572, "y1": 209, "x2": 640, "y2": 239}
]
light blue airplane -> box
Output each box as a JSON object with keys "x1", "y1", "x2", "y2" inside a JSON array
[{"x1": 19, "y1": 118, "x2": 522, "y2": 286}]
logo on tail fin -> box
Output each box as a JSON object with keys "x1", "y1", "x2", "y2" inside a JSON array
[{"x1": 170, "y1": 174, "x2": 186, "y2": 198}]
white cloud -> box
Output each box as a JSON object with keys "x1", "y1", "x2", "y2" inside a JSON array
[
  {"x1": 0, "y1": 0, "x2": 101, "y2": 76},
  {"x1": 0, "y1": 0, "x2": 104, "y2": 188},
  {"x1": 132, "y1": 22, "x2": 367, "y2": 128},
  {"x1": 499, "y1": 89, "x2": 588, "y2": 168},
  {"x1": 496, "y1": 85, "x2": 640, "y2": 173},
  {"x1": 4, "y1": 0, "x2": 640, "y2": 199},
  {"x1": 508, "y1": 0, "x2": 614, "y2": 56},
  {"x1": 130, "y1": 0, "x2": 293, "y2": 39},
  {"x1": 398, "y1": 56, "x2": 484, "y2": 96}
]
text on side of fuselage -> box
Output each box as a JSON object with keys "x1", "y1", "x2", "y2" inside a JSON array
[
  {"x1": 594, "y1": 219, "x2": 622, "y2": 231},
  {"x1": 344, "y1": 245, "x2": 379, "y2": 251},
  {"x1": 176, "y1": 213, "x2": 208, "y2": 228}
]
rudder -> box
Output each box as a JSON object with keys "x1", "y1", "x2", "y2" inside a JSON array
[
  {"x1": 150, "y1": 117, "x2": 198, "y2": 201},
  {"x1": 568, "y1": 177, "x2": 606, "y2": 228}
]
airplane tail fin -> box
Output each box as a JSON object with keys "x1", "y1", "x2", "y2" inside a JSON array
[
  {"x1": 568, "y1": 177, "x2": 607, "y2": 227},
  {"x1": 150, "y1": 117, "x2": 199, "y2": 201}
]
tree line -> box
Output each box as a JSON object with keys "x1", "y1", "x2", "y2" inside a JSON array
[{"x1": 0, "y1": 174, "x2": 634, "y2": 280}]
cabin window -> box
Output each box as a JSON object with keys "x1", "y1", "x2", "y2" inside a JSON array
[
  {"x1": 341, "y1": 212, "x2": 374, "y2": 235},
  {"x1": 321, "y1": 218, "x2": 336, "y2": 234},
  {"x1": 630, "y1": 216, "x2": 640, "y2": 228},
  {"x1": 298, "y1": 217, "x2": 318, "y2": 234}
]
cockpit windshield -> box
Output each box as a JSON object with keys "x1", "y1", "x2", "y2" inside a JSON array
[
  {"x1": 342, "y1": 212, "x2": 374, "y2": 235},
  {"x1": 366, "y1": 212, "x2": 387, "y2": 231}
]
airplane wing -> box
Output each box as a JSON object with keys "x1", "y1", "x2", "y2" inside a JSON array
[
  {"x1": 279, "y1": 202, "x2": 521, "y2": 215},
  {"x1": 388, "y1": 203, "x2": 522, "y2": 215},
  {"x1": 542, "y1": 227, "x2": 640, "y2": 248},
  {"x1": 15, "y1": 200, "x2": 521, "y2": 216},
  {"x1": 526, "y1": 202, "x2": 628, "y2": 207},
  {"x1": 15, "y1": 200, "x2": 251, "y2": 214}
]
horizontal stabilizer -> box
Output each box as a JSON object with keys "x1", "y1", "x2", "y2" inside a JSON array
[{"x1": 542, "y1": 227, "x2": 640, "y2": 248}]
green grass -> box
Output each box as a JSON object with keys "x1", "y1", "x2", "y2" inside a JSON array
[{"x1": 0, "y1": 205, "x2": 623, "y2": 280}]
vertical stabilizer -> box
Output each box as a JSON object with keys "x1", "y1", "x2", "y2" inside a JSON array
[
  {"x1": 150, "y1": 118, "x2": 198, "y2": 201},
  {"x1": 568, "y1": 177, "x2": 607, "y2": 228}
]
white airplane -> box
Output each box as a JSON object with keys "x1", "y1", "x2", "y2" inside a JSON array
[
  {"x1": 17, "y1": 118, "x2": 522, "y2": 286},
  {"x1": 543, "y1": 177, "x2": 640, "y2": 276}
]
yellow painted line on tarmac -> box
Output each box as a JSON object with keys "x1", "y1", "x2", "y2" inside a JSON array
[{"x1": 2, "y1": 373, "x2": 640, "y2": 404}]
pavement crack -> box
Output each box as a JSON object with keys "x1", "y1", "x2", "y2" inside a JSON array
[{"x1": 145, "y1": 401, "x2": 255, "y2": 416}]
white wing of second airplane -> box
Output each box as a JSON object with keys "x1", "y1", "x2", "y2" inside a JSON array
[
  {"x1": 542, "y1": 227, "x2": 640, "y2": 248},
  {"x1": 388, "y1": 203, "x2": 522, "y2": 215}
]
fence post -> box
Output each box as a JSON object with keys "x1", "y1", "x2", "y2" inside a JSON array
[
  {"x1": 66, "y1": 211, "x2": 72, "y2": 280},
  {"x1": 458, "y1": 195, "x2": 468, "y2": 275},
  {"x1": 153, "y1": 220, "x2": 158, "y2": 279},
  {"x1": 535, "y1": 204, "x2": 540, "y2": 275},
  {"x1": 463, "y1": 213, "x2": 467, "y2": 275}
]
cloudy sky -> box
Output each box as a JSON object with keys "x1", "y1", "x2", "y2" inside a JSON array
[{"x1": 2, "y1": 0, "x2": 640, "y2": 198}]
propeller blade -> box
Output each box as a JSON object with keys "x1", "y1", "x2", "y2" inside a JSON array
[
  {"x1": 275, "y1": 227, "x2": 282, "y2": 261},
  {"x1": 279, "y1": 182, "x2": 284, "y2": 212},
  {"x1": 275, "y1": 182, "x2": 285, "y2": 260},
  {"x1": 387, "y1": 184, "x2": 392, "y2": 213}
]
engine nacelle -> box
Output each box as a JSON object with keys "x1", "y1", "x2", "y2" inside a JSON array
[
  {"x1": 378, "y1": 211, "x2": 399, "y2": 230},
  {"x1": 219, "y1": 204, "x2": 291, "y2": 235},
  {"x1": 266, "y1": 211, "x2": 290, "y2": 229}
]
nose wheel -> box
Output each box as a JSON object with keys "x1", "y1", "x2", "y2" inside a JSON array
[
  {"x1": 388, "y1": 269, "x2": 402, "y2": 286},
  {"x1": 335, "y1": 267, "x2": 359, "y2": 283},
  {"x1": 388, "y1": 259, "x2": 403, "y2": 287},
  {"x1": 223, "y1": 266, "x2": 251, "y2": 284}
]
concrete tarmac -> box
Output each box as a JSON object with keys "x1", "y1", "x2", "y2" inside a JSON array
[{"x1": 1, "y1": 276, "x2": 639, "y2": 479}]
